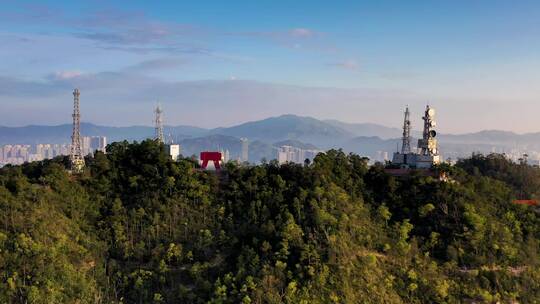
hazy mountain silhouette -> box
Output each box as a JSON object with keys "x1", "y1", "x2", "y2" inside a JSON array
[
  {"x1": 209, "y1": 114, "x2": 352, "y2": 148},
  {"x1": 2, "y1": 114, "x2": 540, "y2": 162},
  {"x1": 324, "y1": 119, "x2": 405, "y2": 139}
]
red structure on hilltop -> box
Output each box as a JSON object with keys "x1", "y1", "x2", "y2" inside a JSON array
[
  {"x1": 200, "y1": 151, "x2": 222, "y2": 170},
  {"x1": 513, "y1": 200, "x2": 539, "y2": 206}
]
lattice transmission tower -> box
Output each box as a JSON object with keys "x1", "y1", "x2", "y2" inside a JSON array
[
  {"x1": 70, "y1": 88, "x2": 85, "y2": 172},
  {"x1": 154, "y1": 103, "x2": 164, "y2": 143},
  {"x1": 401, "y1": 106, "x2": 412, "y2": 154}
]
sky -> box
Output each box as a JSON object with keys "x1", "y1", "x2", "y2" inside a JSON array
[{"x1": 1, "y1": 0, "x2": 540, "y2": 133}]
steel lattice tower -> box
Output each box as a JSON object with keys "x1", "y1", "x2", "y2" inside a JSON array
[
  {"x1": 70, "y1": 88, "x2": 85, "y2": 172},
  {"x1": 154, "y1": 104, "x2": 164, "y2": 143},
  {"x1": 401, "y1": 106, "x2": 412, "y2": 154},
  {"x1": 418, "y1": 105, "x2": 438, "y2": 156}
]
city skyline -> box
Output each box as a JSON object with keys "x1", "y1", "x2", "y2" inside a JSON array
[
  {"x1": 0, "y1": 136, "x2": 106, "y2": 166},
  {"x1": 2, "y1": 1, "x2": 540, "y2": 133}
]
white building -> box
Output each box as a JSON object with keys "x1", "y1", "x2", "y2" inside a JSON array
[
  {"x1": 166, "y1": 144, "x2": 181, "y2": 161},
  {"x1": 221, "y1": 149, "x2": 230, "y2": 163},
  {"x1": 81, "y1": 136, "x2": 107, "y2": 155}
]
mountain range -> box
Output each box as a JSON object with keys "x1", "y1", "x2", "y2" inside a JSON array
[{"x1": 2, "y1": 114, "x2": 539, "y2": 162}]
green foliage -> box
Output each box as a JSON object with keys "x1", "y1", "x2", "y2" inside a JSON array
[{"x1": 0, "y1": 144, "x2": 539, "y2": 303}]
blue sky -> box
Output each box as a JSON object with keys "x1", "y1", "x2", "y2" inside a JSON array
[{"x1": 1, "y1": 0, "x2": 540, "y2": 133}]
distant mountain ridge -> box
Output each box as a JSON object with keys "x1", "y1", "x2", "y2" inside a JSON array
[
  {"x1": 324, "y1": 119, "x2": 405, "y2": 139},
  {"x1": 209, "y1": 114, "x2": 352, "y2": 148},
  {"x1": 0, "y1": 123, "x2": 208, "y2": 145},
  {"x1": 2, "y1": 114, "x2": 539, "y2": 162}
]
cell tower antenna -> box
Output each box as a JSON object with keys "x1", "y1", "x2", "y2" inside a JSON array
[
  {"x1": 418, "y1": 105, "x2": 438, "y2": 156},
  {"x1": 401, "y1": 106, "x2": 411, "y2": 154},
  {"x1": 154, "y1": 103, "x2": 164, "y2": 143},
  {"x1": 70, "y1": 88, "x2": 85, "y2": 172}
]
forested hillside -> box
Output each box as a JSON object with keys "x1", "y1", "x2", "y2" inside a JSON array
[{"x1": 1, "y1": 141, "x2": 539, "y2": 303}]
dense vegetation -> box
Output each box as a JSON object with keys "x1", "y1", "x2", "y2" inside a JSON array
[{"x1": 1, "y1": 141, "x2": 539, "y2": 303}]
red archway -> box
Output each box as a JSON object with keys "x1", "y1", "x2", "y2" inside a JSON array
[{"x1": 200, "y1": 151, "x2": 222, "y2": 170}]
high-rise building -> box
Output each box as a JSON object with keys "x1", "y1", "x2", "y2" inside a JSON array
[
  {"x1": 82, "y1": 136, "x2": 91, "y2": 156},
  {"x1": 383, "y1": 151, "x2": 389, "y2": 161},
  {"x1": 91, "y1": 136, "x2": 107, "y2": 153},
  {"x1": 53, "y1": 144, "x2": 63, "y2": 158},
  {"x1": 37, "y1": 144, "x2": 53, "y2": 159},
  {"x1": 36, "y1": 144, "x2": 44, "y2": 159},
  {"x1": 46, "y1": 144, "x2": 54, "y2": 159},
  {"x1": 220, "y1": 149, "x2": 231, "y2": 163},
  {"x1": 240, "y1": 138, "x2": 249, "y2": 162},
  {"x1": 82, "y1": 136, "x2": 107, "y2": 155},
  {"x1": 3, "y1": 145, "x2": 12, "y2": 160},
  {"x1": 18, "y1": 145, "x2": 29, "y2": 160},
  {"x1": 224, "y1": 149, "x2": 230, "y2": 163}
]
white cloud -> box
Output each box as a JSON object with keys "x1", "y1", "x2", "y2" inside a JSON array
[
  {"x1": 50, "y1": 70, "x2": 83, "y2": 80},
  {"x1": 289, "y1": 28, "x2": 314, "y2": 38},
  {"x1": 123, "y1": 58, "x2": 187, "y2": 72},
  {"x1": 328, "y1": 59, "x2": 359, "y2": 70}
]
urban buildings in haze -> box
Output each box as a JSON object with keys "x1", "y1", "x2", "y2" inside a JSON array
[
  {"x1": 82, "y1": 136, "x2": 107, "y2": 156},
  {"x1": 0, "y1": 136, "x2": 106, "y2": 167},
  {"x1": 277, "y1": 145, "x2": 322, "y2": 165},
  {"x1": 221, "y1": 149, "x2": 230, "y2": 163}
]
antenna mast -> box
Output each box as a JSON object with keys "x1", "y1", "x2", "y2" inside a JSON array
[
  {"x1": 70, "y1": 88, "x2": 85, "y2": 172},
  {"x1": 418, "y1": 105, "x2": 438, "y2": 156},
  {"x1": 154, "y1": 103, "x2": 164, "y2": 143},
  {"x1": 401, "y1": 106, "x2": 411, "y2": 154}
]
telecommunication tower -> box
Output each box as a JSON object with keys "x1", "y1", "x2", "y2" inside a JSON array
[
  {"x1": 401, "y1": 106, "x2": 412, "y2": 154},
  {"x1": 418, "y1": 105, "x2": 438, "y2": 156},
  {"x1": 392, "y1": 104, "x2": 441, "y2": 169},
  {"x1": 70, "y1": 88, "x2": 85, "y2": 172},
  {"x1": 154, "y1": 104, "x2": 164, "y2": 143}
]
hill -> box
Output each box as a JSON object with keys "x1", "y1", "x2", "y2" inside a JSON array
[
  {"x1": 0, "y1": 141, "x2": 539, "y2": 303},
  {"x1": 324, "y1": 119, "x2": 407, "y2": 139},
  {"x1": 210, "y1": 114, "x2": 352, "y2": 148}
]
